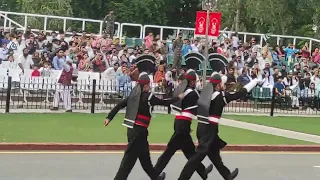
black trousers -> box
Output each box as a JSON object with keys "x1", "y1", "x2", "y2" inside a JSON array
[
  {"x1": 154, "y1": 132, "x2": 207, "y2": 179},
  {"x1": 178, "y1": 123, "x2": 231, "y2": 180},
  {"x1": 114, "y1": 126, "x2": 158, "y2": 180}
]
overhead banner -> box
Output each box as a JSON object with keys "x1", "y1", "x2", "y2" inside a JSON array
[{"x1": 195, "y1": 11, "x2": 222, "y2": 38}]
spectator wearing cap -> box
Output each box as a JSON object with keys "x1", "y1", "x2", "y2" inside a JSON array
[{"x1": 52, "y1": 49, "x2": 66, "y2": 70}]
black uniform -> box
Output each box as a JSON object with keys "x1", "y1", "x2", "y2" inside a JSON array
[
  {"x1": 106, "y1": 54, "x2": 177, "y2": 180},
  {"x1": 107, "y1": 90, "x2": 180, "y2": 180},
  {"x1": 177, "y1": 74, "x2": 259, "y2": 180},
  {"x1": 154, "y1": 77, "x2": 211, "y2": 179}
]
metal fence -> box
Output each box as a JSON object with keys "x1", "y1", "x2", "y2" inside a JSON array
[{"x1": 1, "y1": 76, "x2": 320, "y2": 116}]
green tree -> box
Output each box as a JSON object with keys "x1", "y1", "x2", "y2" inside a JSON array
[{"x1": 16, "y1": 0, "x2": 73, "y2": 30}]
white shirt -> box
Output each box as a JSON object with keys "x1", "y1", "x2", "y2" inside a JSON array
[
  {"x1": 191, "y1": 44, "x2": 199, "y2": 52},
  {"x1": 2, "y1": 60, "x2": 18, "y2": 69},
  {"x1": 101, "y1": 67, "x2": 121, "y2": 81},
  {"x1": 17, "y1": 54, "x2": 34, "y2": 69},
  {"x1": 129, "y1": 54, "x2": 136, "y2": 63},
  {"x1": 0, "y1": 48, "x2": 8, "y2": 60}
]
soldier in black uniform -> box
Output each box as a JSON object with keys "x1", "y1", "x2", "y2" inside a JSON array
[
  {"x1": 104, "y1": 55, "x2": 184, "y2": 180},
  {"x1": 154, "y1": 52, "x2": 213, "y2": 179},
  {"x1": 177, "y1": 68, "x2": 261, "y2": 179}
]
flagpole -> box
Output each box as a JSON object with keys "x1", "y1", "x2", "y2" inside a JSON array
[{"x1": 202, "y1": 9, "x2": 210, "y2": 86}]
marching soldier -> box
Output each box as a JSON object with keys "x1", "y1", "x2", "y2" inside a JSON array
[
  {"x1": 177, "y1": 54, "x2": 262, "y2": 180},
  {"x1": 104, "y1": 55, "x2": 184, "y2": 180},
  {"x1": 154, "y1": 52, "x2": 213, "y2": 179}
]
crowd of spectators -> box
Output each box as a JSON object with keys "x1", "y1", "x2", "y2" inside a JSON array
[{"x1": 0, "y1": 26, "x2": 320, "y2": 110}]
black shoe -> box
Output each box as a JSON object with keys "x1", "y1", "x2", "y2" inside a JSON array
[
  {"x1": 50, "y1": 107, "x2": 59, "y2": 111},
  {"x1": 203, "y1": 164, "x2": 213, "y2": 179},
  {"x1": 157, "y1": 172, "x2": 166, "y2": 180},
  {"x1": 227, "y1": 168, "x2": 239, "y2": 179},
  {"x1": 66, "y1": 110, "x2": 72, "y2": 113}
]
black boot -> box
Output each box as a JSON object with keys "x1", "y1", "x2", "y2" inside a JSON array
[
  {"x1": 157, "y1": 172, "x2": 166, "y2": 180},
  {"x1": 227, "y1": 168, "x2": 239, "y2": 179},
  {"x1": 202, "y1": 164, "x2": 213, "y2": 179}
]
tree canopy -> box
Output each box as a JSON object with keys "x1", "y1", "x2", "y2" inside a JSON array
[{"x1": 1, "y1": 0, "x2": 319, "y2": 39}]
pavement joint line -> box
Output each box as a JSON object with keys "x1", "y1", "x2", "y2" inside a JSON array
[
  {"x1": 220, "y1": 118, "x2": 320, "y2": 143},
  {"x1": 1, "y1": 151, "x2": 320, "y2": 155}
]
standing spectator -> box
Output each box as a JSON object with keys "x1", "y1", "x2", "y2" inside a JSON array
[
  {"x1": 144, "y1": 33, "x2": 153, "y2": 50},
  {"x1": 17, "y1": 48, "x2": 34, "y2": 73},
  {"x1": 191, "y1": 39, "x2": 199, "y2": 52},
  {"x1": 182, "y1": 39, "x2": 192, "y2": 57},
  {"x1": 0, "y1": 42, "x2": 8, "y2": 64},
  {"x1": 52, "y1": 49, "x2": 66, "y2": 70},
  {"x1": 116, "y1": 65, "x2": 131, "y2": 97},
  {"x1": 232, "y1": 32, "x2": 239, "y2": 51},
  {"x1": 51, "y1": 59, "x2": 73, "y2": 112},
  {"x1": 103, "y1": 11, "x2": 115, "y2": 37},
  {"x1": 102, "y1": 62, "x2": 120, "y2": 81},
  {"x1": 172, "y1": 33, "x2": 183, "y2": 69}
]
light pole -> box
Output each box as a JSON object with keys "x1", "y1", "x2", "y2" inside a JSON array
[{"x1": 202, "y1": 0, "x2": 217, "y2": 85}]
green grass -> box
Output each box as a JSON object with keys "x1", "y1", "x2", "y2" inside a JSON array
[
  {"x1": 224, "y1": 115, "x2": 320, "y2": 136},
  {"x1": 0, "y1": 113, "x2": 313, "y2": 145}
]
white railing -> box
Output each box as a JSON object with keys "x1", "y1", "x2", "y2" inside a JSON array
[{"x1": 1, "y1": 10, "x2": 320, "y2": 50}]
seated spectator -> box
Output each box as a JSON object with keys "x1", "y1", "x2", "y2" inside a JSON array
[
  {"x1": 2, "y1": 55, "x2": 18, "y2": 69},
  {"x1": 31, "y1": 65, "x2": 41, "y2": 77},
  {"x1": 154, "y1": 65, "x2": 166, "y2": 83},
  {"x1": 261, "y1": 71, "x2": 274, "y2": 89},
  {"x1": 32, "y1": 51, "x2": 41, "y2": 67},
  {"x1": 39, "y1": 62, "x2": 52, "y2": 77},
  {"x1": 92, "y1": 53, "x2": 106, "y2": 72}
]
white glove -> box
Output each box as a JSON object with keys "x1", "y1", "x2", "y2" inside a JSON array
[{"x1": 244, "y1": 78, "x2": 259, "y2": 92}]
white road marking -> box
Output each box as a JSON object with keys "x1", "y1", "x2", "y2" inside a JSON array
[{"x1": 313, "y1": 166, "x2": 320, "y2": 168}]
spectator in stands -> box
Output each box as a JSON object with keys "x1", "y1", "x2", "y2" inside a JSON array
[
  {"x1": 237, "y1": 67, "x2": 251, "y2": 87},
  {"x1": 272, "y1": 67, "x2": 281, "y2": 82},
  {"x1": 274, "y1": 77, "x2": 285, "y2": 96},
  {"x1": 102, "y1": 62, "x2": 120, "y2": 81},
  {"x1": 311, "y1": 69, "x2": 320, "y2": 87},
  {"x1": 154, "y1": 65, "x2": 166, "y2": 83},
  {"x1": 32, "y1": 51, "x2": 41, "y2": 67},
  {"x1": 116, "y1": 65, "x2": 131, "y2": 97},
  {"x1": 31, "y1": 65, "x2": 40, "y2": 77},
  {"x1": 52, "y1": 49, "x2": 66, "y2": 70},
  {"x1": 2, "y1": 55, "x2": 18, "y2": 69},
  {"x1": 283, "y1": 71, "x2": 298, "y2": 86},
  {"x1": 92, "y1": 53, "x2": 106, "y2": 72},
  {"x1": 18, "y1": 48, "x2": 34, "y2": 73},
  {"x1": 160, "y1": 40, "x2": 169, "y2": 56},
  {"x1": 39, "y1": 62, "x2": 52, "y2": 77},
  {"x1": 191, "y1": 39, "x2": 199, "y2": 52},
  {"x1": 261, "y1": 71, "x2": 274, "y2": 89},
  {"x1": 182, "y1": 39, "x2": 192, "y2": 57},
  {"x1": 0, "y1": 42, "x2": 8, "y2": 63}
]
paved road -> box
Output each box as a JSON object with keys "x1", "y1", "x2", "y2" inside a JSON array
[{"x1": 0, "y1": 152, "x2": 320, "y2": 180}]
